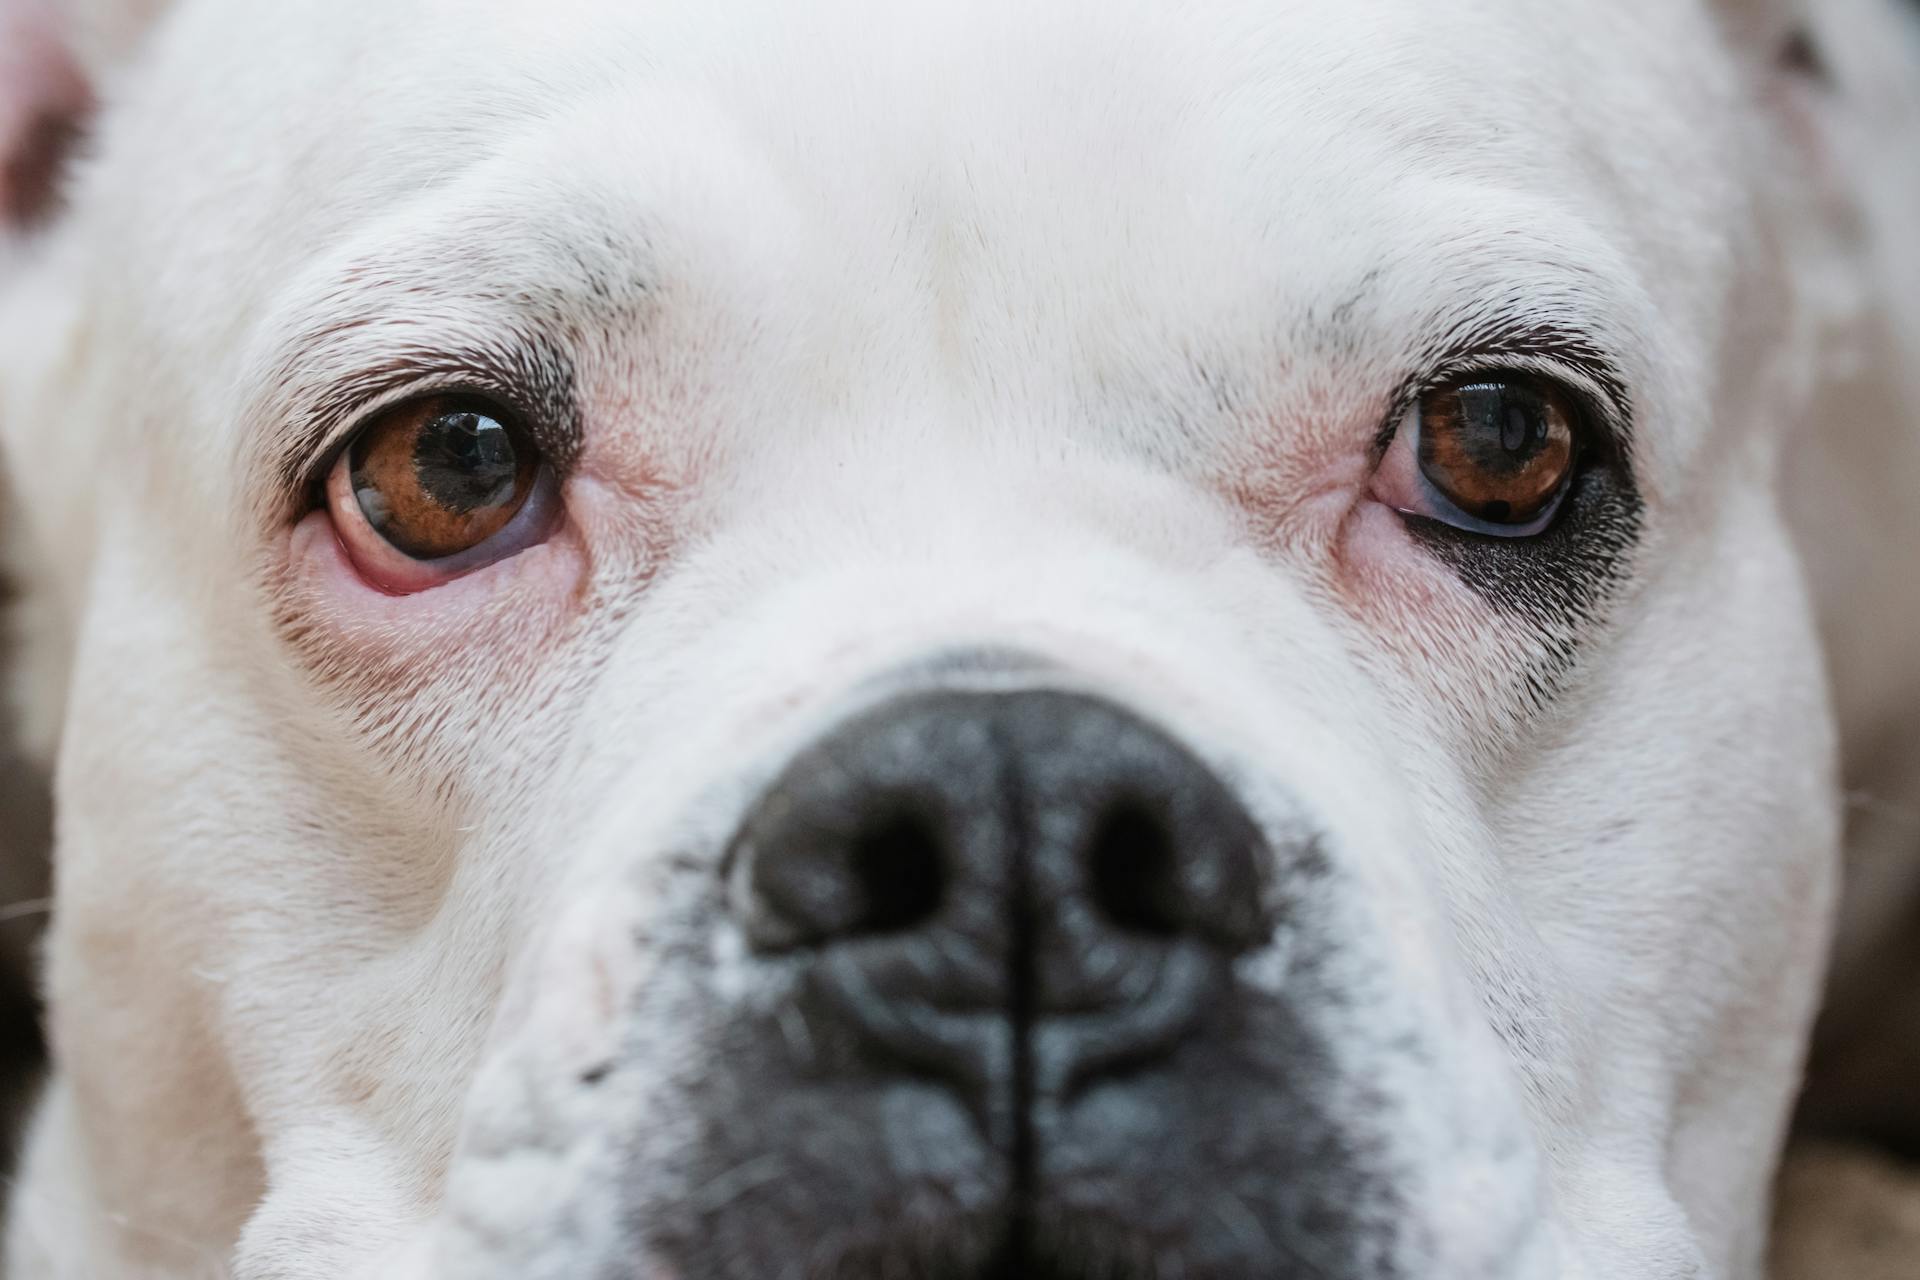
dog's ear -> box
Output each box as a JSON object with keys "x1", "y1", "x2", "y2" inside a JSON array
[
  {"x1": 1, "y1": 0, "x2": 176, "y2": 232},
  {"x1": 0, "y1": 0, "x2": 182, "y2": 766},
  {"x1": 1794, "y1": 0, "x2": 1920, "y2": 384},
  {"x1": 0, "y1": 0, "x2": 120, "y2": 1089},
  {"x1": 1753, "y1": 0, "x2": 1920, "y2": 1160},
  {"x1": 1699, "y1": 0, "x2": 1878, "y2": 185},
  {"x1": 1699, "y1": 0, "x2": 1920, "y2": 375},
  {"x1": 1705, "y1": 0, "x2": 1832, "y2": 77},
  {"x1": 0, "y1": 2, "x2": 89, "y2": 230}
]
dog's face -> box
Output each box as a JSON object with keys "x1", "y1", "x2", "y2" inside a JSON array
[{"x1": 0, "y1": 0, "x2": 1849, "y2": 1276}]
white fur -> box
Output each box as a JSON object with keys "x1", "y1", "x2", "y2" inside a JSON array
[{"x1": 0, "y1": 0, "x2": 1915, "y2": 1276}]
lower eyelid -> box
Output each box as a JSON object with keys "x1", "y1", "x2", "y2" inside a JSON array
[
  {"x1": 284, "y1": 503, "x2": 588, "y2": 664},
  {"x1": 1410, "y1": 472, "x2": 1570, "y2": 539}
]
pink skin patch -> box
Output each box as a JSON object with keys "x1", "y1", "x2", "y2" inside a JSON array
[
  {"x1": 1218, "y1": 406, "x2": 1506, "y2": 680},
  {"x1": 289, "y1": 503, "x2": 585, "y2": 626},
  {"x1": 1219, "y1": 394, "x2": 1422, "y2": 580},
  {"x1": 1368, "y1": 405, "x2": 1429, "y2": 522}
]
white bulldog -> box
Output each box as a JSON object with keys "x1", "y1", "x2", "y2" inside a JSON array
[{"x1": 0, "y1": 0, "x2": 1916, "y2": 1277}]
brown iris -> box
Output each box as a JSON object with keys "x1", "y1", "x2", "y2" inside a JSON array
[
  {"x1": 1415, "y1": 376, "x2": 1577, "y2": 526},
  {"x1": 348, "y1": 396, "x2": 539, "y2": 559}
]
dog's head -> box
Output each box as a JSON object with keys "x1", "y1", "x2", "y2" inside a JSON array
[{"x1": 0, "y1": 0, "x2": 1880, "y2": 1276}]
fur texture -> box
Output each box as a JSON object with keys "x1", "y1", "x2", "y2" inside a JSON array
[{"x1": 0, "y1": 0, "x2": 1915, "y2": 1277}]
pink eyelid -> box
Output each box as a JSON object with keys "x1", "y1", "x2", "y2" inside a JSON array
[{"x1": 1369, "y1": 407, "x2": 1427, "y2": 520}]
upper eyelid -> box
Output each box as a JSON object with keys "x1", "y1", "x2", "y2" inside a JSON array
[
  {"x1": 250, "y1": 229, "x2": 651, "y2": 511},
  {"x1": 1376, "y1": 327, "x2": 1635, "y2": 462},
  {"x1": 266, "y1": 340, "x2": 583, "y2": 509},
  {"x1": 292, "y1": 373, "x2": 538, "y2": 496},
  {"x1": 1408, "y1": 355, "x2": 1623, "y2": 440}
]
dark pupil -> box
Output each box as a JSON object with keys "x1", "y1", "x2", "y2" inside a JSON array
[
  {"x1": 1456, "y1": 384, "x2": 1545, "y2": 471},
  {"x1": 414, "y1": 411, "x2": 518, "y2": 512}
]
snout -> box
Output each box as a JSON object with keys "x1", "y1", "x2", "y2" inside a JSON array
[
  {"x1": 729, "y1": 689, "x2": 1275, "y2": 1154},
  {"x1": 434, "y1": 676, "x2": 1550, "y2": 1280},
  {"x1": 621, "y1": 687, "x2": 1407, "y2": 1280}
]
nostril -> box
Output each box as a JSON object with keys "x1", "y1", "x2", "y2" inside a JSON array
[
  {"x1": 849, "y1": 806, "x2": 948, "y2": 936},
  {"x1": 1087, "y1": 798, "x2": 1184, "y2": 938}
]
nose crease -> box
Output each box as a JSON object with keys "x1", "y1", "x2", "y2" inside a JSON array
[{"x1": 1033, "y1": 945, "x2": 1227, "y2": 1099}]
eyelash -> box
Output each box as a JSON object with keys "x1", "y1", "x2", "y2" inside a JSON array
[
  {"x1": 1380, "y1": 360, "x2": 1625, "y2": 465},
  {"x1": 301, "y1": 378, "x2": 565, "y2": 507}
]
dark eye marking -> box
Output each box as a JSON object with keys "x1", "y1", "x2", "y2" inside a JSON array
[{"x1": 1405, "y1": 469, "x2": 1642, "y2": 647}]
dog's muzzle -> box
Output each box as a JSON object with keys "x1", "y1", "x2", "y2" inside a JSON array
[
  {"x1": 430, "y1": 678, "x2": 1552, "y2": 1279},
  {"x1": 575, "y1": 687, "x2": 1397, "y2": 1280}
]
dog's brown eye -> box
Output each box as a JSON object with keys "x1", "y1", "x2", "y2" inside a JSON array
[
  {"x1": 1414, "y1": 377, "x2": 1576, "y2": 528},
  {"x1": 346, "y1": 396, "x2": 539, "y2": 559}
]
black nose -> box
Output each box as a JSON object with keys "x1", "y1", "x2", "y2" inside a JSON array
[{"x1": 729, "y1": 689, "x2": 1272, "y2": 1141}]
